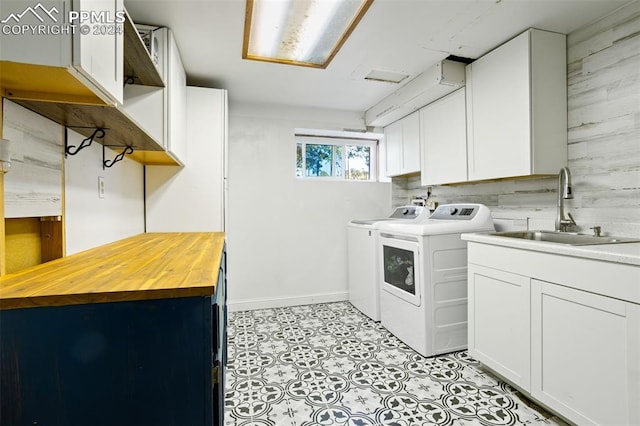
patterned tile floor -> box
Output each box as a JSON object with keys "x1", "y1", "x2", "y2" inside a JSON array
[{"x1": 225, "y1": 302, "x2": 567, "y2": 426}]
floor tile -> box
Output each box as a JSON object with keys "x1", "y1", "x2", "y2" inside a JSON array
[{"x1": 225, "y1": 302, "x2": 564, "y2": 426}]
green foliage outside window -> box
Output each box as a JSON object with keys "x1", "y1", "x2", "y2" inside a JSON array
[{"x1": 296, "y1": 136, "x2": 375, "y2": 181}]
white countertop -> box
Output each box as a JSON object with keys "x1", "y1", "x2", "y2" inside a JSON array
[{"x1": 462, "y1": 231, "x2": 640, "y2": 266}]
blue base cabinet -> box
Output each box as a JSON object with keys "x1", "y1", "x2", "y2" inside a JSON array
[
  {"x1": 213, "y1": 244, "x2": 228, "y2": 425},
  {"x1": 0, "y1": 248, "x2": 227, "y2": 426}
]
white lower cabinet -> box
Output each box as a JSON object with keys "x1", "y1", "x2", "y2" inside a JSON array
[
  {"x1": 531, "y1": 280, "x2": 640, "y2": 426},
  {"x1": 468, "y1": 265, "x2": 530, "y2": 390},
  {"x1": 467, "y1": 241, "x2": 640, "y2": 426}
]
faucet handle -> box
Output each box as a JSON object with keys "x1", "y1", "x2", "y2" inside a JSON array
[
  {"x1": 590, "y1": 226, "x2": 602, "y2": 237},
  {"x1": 558, "y1": 212, "x2": 578, "y2": 232}
]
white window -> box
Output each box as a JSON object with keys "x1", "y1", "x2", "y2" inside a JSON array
[{"x1": 296, "y1": 135, "x2": 378, "y2": 181}]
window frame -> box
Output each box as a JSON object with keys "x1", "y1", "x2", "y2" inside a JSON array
[{"x1": 295, "y1": 134, "x2": 379, "y2": 182}]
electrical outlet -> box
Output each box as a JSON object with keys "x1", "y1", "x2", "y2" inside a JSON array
[{"x1": 98, "y1": 176, "x2": 105, "y2": 198}]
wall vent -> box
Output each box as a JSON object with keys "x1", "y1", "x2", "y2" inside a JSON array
[{"x1": 364, "y1": 69, "x2": 409, "y2": 84}]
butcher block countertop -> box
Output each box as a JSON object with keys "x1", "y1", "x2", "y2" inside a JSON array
[{"x1": 0, "y1": 232, "x2": 225, "y2": 310}]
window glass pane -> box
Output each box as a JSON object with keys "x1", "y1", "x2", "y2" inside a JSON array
[
  {"x1": 346, "y1": 145, "x2": 371, "y2": 180},
  {"x1": 305, "y1": 144, "x2": 333, "y2": 176},
  {"x1": 295, "y1": 134, "x2": 377, "y2": 181},
  {"x1": 334, "y1": 145, "x2": 343, "y2": 177},
  {"x1": 296, "y1": 143, "x2": 303, "y2": 177}
]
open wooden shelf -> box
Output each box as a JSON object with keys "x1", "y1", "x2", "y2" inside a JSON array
[
  {"x1": 123, "y1": 11, "x2": 165, "y2": 87},
  {"x1": 15, "y1": 99, "x2": 162, "y2": 152}
]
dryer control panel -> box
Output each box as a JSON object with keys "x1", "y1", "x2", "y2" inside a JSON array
[{"x1": 430, "y1": 204, "x2": 480, "y2": 220}]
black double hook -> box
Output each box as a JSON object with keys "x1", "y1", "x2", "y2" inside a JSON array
[
  {"x1": 66, "y1": 128, "x2": 105, "y2": 156},
  {"x1": 103, "y1": 145, "x2": 135, "y2": 169}
]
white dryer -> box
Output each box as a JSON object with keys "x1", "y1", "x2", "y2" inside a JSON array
[
  {"x1": 377, "y1": 203, "x2": 494, "y2": 357},
  {"x1": 347, "y1": 206, "x2": 430, "y2": 321}
]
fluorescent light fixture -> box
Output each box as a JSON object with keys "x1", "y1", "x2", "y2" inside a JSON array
[{"x1": 243, "y1": 0, "x2": 373, "y2": 68}]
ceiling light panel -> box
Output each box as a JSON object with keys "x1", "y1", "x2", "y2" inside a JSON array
[{"x1": 243, "y1": 0, "x2": 373, "y2": 68}]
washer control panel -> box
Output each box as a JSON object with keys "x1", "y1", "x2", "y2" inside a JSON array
[{"x1": 389, "y1": 205, "x2": 425, "y2": 219}]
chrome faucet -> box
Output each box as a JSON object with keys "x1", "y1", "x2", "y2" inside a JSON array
[{"x1": 555, "y1": 167, "x2": 577, "y2": 232}]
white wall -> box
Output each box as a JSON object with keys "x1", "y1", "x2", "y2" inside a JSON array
[
  {"x1": 64, "y1": 131, "x2": 144, "y2": 255},
  {"x1": 227, "y1": 103, "x2": 391, "y2": 311},
  {"x1": 400, "y1": 2, "x2": 640, "y2": 237}
]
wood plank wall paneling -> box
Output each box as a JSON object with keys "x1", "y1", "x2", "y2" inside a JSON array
[
  {"x1": 397, "y1": 2, "x2": 640, "y2": 237},
  {"x1": 2, "y1": 100, "x2": 63, "y2": 218},
  {"x1": 1, "y1": 97, "x2": 5, "y2": 276}
]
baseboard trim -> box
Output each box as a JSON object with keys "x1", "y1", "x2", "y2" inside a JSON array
[{"x1": 228, "y1": 292, "x2": 348, "y2": 312}]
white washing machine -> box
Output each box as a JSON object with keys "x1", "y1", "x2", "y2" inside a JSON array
[
  {"x1": 347, "y1": 205, "x2": 430, "y2": 321},
  {"x1": 377, "y1": 203, "x2": 494, "y2": 357}
]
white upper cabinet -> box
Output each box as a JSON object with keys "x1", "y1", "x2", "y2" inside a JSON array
[
  {"x1": 166, "y1": 30, "x2": 187, "y2": 162},
  {"x1": 402, "y1": 111, "x2": 420, "y2": 174},
  {"x1": 1, "y1": 4, "x2": 180, "y2": 166},
  {"x1": 122, "y1": 27, "x2": 186, "y2": 163},
  {"x1": 384, "y1": 120, "x2": 402, "y2": 176},
  {"x1": 73, "y1": 0, "x2": 124, "y2": 104},
  {"x1": 420, "y1": 88, "x2": 467, "y2": 186},
  {"x1": 465, "y1": 28, "x2": 567, "y2": 181},
  {"x1": 384, "y1": 111, "x2": 420, "y2": 177},
  {"x1": 0, "y1": 0, "x2": 124, "y2": 105}
]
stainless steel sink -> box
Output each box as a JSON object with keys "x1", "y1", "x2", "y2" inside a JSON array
[{"x1": 490, "y1": 231, "x2": 640, "y2": 246}]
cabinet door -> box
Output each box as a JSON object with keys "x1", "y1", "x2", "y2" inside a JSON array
[
  {"x1": 420, "y1": 88, "x2": 467, "y2": 185},
  {"x1": 72, "y1": 0, "x2": 124, "y2": 104},
  {"x1": 466, "y1": 30, "x2": 531, "y2": 181},
  {"x1": 384, "y1": 120, "x2": 402, "y2": 177},
  {"x1": 401, "y1": 111, "x2": 420, "y2": 174},
  {"x1": 166, "y1": 30, "x2": 187, "y2": 161},
  {"x1": 531, "y1": 280, "x2": 640, "y2": 426},
  {"x1": 0, "y1": 0, "x2": 69, "y2": 66},
  {"x1": 384, "y1": 112, "x2": 420, "y2": 177},
  {"x1": 468, "y1": 264, "x2": 531, "y2": 390},
  {"x1": 0, "y1": 297, "x2": 213, "y2": 426},
  {"x1": 212, "y1": 248, "x2": 227, "y2": 426}
]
